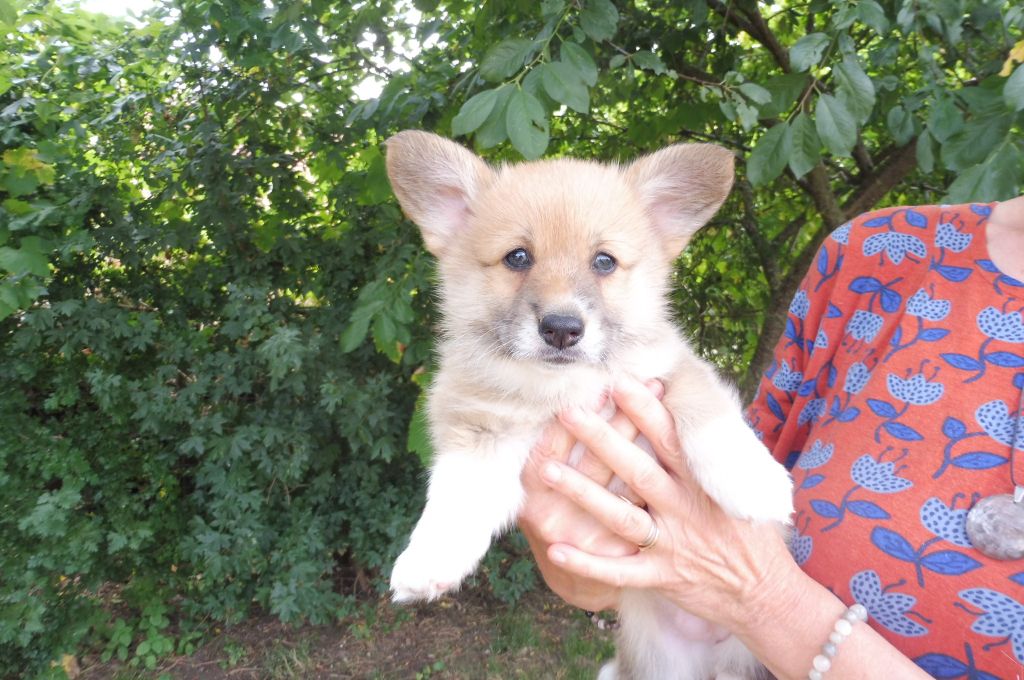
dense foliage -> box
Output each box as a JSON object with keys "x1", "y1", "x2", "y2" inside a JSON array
[{"x1": 0, "y1": 0, "x2": 1021, "y2": 676}]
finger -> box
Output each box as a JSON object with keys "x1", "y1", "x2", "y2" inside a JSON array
[
  {"x1": 531, "y1": 418, "x2": 576, "y2": 465},
  {"x1": 540, "y1": 460, "x2": 661, "y2": 547},
  {"x1": 611, "y1": 377, "x2": 698, "y2": 490},
  {"x1": 572, "y1": 442, "x2": 616, "y2": 488},
  {"x1": 573, "y1": 403, "x2": 639, "y2": 491},
  {"x1": 558, "y1": 405, "x2": 680, "y2": 508},
  {"x1": 548, "y1": 543, "x2": 657, "y2": 590}
]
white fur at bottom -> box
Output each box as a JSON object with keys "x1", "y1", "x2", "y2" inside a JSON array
[{"x1": 599, "y1": 590, "x2": 768, "y2": 680}]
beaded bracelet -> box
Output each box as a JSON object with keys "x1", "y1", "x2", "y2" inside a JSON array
[{"x1": 808, "y1": 603, "x2": 869, "y2": 680}]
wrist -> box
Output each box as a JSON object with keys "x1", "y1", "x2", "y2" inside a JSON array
[{"x1": 732, "y1": 537, "x2": 810, "y2": 639}]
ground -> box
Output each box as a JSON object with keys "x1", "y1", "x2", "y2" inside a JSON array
[{"x1": 77, "y1": 586, "x2": 616, "y2": 679}]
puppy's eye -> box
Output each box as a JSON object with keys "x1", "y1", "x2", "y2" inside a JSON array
[
  {"x1": 503, "y1": 248, "x2": 533, "y2": 270},
  {"x1": 592, "y1": 252, "x2": 617, "y2": 275}
]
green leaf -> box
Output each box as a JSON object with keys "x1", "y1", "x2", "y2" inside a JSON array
[
  {"x1": 541, "y1": 0, "x2": 565, "y2": 19},
  {"x1": 452, "y1": 88, "x2": 500, "y2": 137},
  {"x1": 479, "y1": 38, "x2": 535, "y2": 82},
  {"x1": 474, "y1": 85, "x2": 513, "y2": 149},
  {"x1": 855, "y1": 0, "x2": 889, "y2": 35},
  {"x1": 541, "y1": 61, "x2": 589, "y2": 113},
  {"x1": 788, "y1": 112, "x2": 821, "y2": 179},
  {"x1": 916, "y1": 129, "x2": 935, "y2": 174},
  {"x1": 632, "y1": 50, "x2": 667, "y2": 75},
  {"x1": 339, "y1": 313, "x2": 371, "y2": 353},
  {"x1": 789, "y1": 33, "x2": 830, "y2": 72},
  {"x1": 759, "y1": 73, "x2": 809, "y2": 117},
  {"x1": 407, "y1": 385, "x2": 433, "y2": 466},
  {"x1": 815, "y1": 93, "x2": 857, "y2": 157},
  {"x1": 737, "y1": 82, "x2": 772, "y2": 106},
  {"x1": 0, "y1": 287, "x2": 16, "y2": 320},
  {"x1": 747, "y1": 123, "x2": 791, "y2": 186},
  {"x1": 0, "y1": 0, "x2": 16, "y2": 26},
  {"x1": 0, "y1": 244, "x2": 49, "y2": 278},
  {"x1": 926, "y1": 97, "x2": 963, "y2": 143},
  {"x1": 1004, "y1": 63, "x2": 1024, "y2": 112},
  {"x1": 943, "y1": 145, "x2": 1021, "y2": 203},
  {"x1": 579, "y1": 0, "x2": 619, "y2": 42},
  {"x1": 886, "y1": 105, "x2": 915, "y2": 146},
  {"x1": 833, "y1": 57, "x2": 875, "y2": 125},
  {"x1": 356, "y1": 147, "x2": 391, "y2": 205},
  {"x1": 506, "y1": 88, "x2": 549, "y2": 160},
  {"x1": 735, "y1": 101, "x2": 759, "y2": 131},
  {"x1": 940, "y1": 116, "x2": 1013, "y2": 171},
  {"x1": 560, "y1": 42, "x2": 598, "y2": 86}
]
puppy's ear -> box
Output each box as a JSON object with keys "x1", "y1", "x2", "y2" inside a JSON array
[
  {"x1": 625, "y1": 144, "x2": 735, "y2": 256},
  {"x1": 385, "y1": 130, "x2": 493, "y2": 257}
]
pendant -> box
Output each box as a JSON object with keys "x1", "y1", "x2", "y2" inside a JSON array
[{"x1": 964, "y1": 487, "x2": 1024, "y2": 561}]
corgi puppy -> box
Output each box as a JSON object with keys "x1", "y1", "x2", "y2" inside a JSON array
[{"x1": 384, "y1": 130, "x2": 792, "y2": 680}]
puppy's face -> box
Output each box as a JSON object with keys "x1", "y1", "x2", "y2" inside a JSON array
[
  {"x1": 442, "y1": 161, "x2": 663, "y2": 366},
  {"x1": 385, "y1": 132, "x2": 734, "y2": 368}
]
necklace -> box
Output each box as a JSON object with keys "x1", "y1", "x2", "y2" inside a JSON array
[{"x1": 964, "y1": 378, "x2": 1024, "y2": 560}]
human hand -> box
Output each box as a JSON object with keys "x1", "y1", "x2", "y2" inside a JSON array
[
  {"x1": 518, "y1": 386, "x2": 660, "y2": 611},
  {"x1": 536, "y1": 376, "x2": 800, "y2": 636}
]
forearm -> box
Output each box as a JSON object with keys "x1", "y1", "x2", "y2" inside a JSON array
[{"x1": 733, "y1": 560, "x2": 930, "y2": 680}]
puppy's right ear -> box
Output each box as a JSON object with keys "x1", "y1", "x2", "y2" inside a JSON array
[{"x1": 385, "y1": 131, "x2": 493, "y2": 257}]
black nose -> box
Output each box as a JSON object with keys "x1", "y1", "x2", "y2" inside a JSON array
[{"x1": 539, "y1": 314, "x2": 584, "y2": 349}]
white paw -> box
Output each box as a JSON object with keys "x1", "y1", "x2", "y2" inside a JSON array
[
  {"x1": 684, "y1": 418, "x2": 794, "y2": 526},
  {"x1": 711, "y1": 455, "x2": 794, "y2": 525},
  {"x1": 389, "y1": 536, "x2": 487, "y2": 603}
]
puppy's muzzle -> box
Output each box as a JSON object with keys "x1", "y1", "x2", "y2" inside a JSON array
[{"x1": 539, "y1": 314, "x2": 584, "y2": 350}]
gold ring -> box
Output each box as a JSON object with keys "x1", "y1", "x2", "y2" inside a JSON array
[{"x1": 637, "y1": 517, "x2": 659, "y2": 551}]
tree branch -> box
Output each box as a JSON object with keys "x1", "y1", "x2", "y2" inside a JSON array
[{"x1": 707, "y1": 1, "x2": 792, "y2": 72}]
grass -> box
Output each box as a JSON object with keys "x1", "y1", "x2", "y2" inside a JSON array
[{"x1": 79, "y1": 586, "x2": 616, "y2": 679}]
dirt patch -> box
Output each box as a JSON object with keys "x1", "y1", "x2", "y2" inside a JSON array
[{"x1": 78, "y1": 586, "x2": 615, "y2": 679}]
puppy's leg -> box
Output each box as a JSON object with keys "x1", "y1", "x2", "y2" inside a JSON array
[
  {"x1": 664, "y1": 359, "x2": 793, "y2": 526},
  {"x1": 390, "y1": 435, "x2": 532, "y2": 602},
  {"x1": 713, "y1": 636, "x2": 772, "y2": 680},
  {"x1": 615, "y1": 589, "x2": 716, "y2": 680}
]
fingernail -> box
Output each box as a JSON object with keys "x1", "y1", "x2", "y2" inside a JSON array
[
  {"x1": 645, "y1": 379, "x2": 665, "y2": 398},
  {"x1": 561, "y1": 405, "x2": 585, "y2": 425},
  {"x1": 550, "y1": 548, "x2": 567, "y2": 564},
  {"x1": 541, "y1": 462, "x2": 562, "y2": 484}
]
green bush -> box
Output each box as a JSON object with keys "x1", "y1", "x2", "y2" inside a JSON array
[{"x1": 0, "y1": 1, "x2": 435, "y2": 674}]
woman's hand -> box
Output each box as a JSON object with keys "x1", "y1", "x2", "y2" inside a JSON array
[
  {"x1": 535, "y1": 376, "x2": 801, "y2": 636},
  {"x1": 518, "y1": 386, "x2": 659, "y2": 612}
]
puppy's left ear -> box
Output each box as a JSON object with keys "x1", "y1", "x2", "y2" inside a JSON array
[{"x1": 625, "y1": 144, "x2": 735, "y2": 256}]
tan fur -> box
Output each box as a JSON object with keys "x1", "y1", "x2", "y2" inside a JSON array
[{"x1": 384, "y1": 131, "x2": 793, "y2": 680}]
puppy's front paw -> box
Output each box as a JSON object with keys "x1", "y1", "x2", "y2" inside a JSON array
[
  {"x1": 712, "y1": 456, "x2": 794, "y2": 526},
  {"x1": 390, "y1": 545, "x2": 457, "y2": 603},
  {"x1": 684, "y1": 418, "x2": 794, "y2": 526},
  {"x1": 389, "y1": 536, "x2": 488, "y2": 603}
]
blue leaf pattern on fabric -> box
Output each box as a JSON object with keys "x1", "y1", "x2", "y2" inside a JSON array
[
  {"x1": 850, "y1": 570, "x2": 928, "y2": 637},
  {"x1": 958, "y1": 589, "x2": 1024, "y2": 664},
  {"x1": 977, "y1": 307, "x2": 1024, "y2": 343},
  {"x1": 797, "y1": 439, "x2": 834, "y2": 469},
  {"x1": 920, "y1": 497, "x2": 972, "y2": 547},
  {"x1": 864, "y1": 231, "x2": 927, "y2": 264},
  {"x1": 935, "y1": 222, "x2": 973, "y2": 252},
  {"x1": 846, "y1": 309, "x2": 884, "y2": 342},
  {"x1": 851, "y1": 454, "x2": 913, "y2": 493},
  {"x1": 975, "y1": 400, "x2": 1024, "y2": 448}
]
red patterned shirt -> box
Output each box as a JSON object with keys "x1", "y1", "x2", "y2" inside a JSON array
[{"x1": 746, "y1": 203, "x2": 1024, "y2": 678}]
